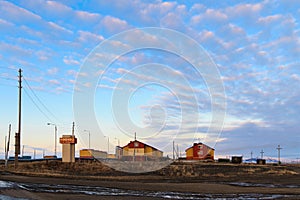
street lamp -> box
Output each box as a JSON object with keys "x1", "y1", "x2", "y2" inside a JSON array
[
  {"x1": 104, "y1": 136, "x2": 109, "y2": 153},
  {"x1": 84, "y1": 130, "x2": 91, "y2": 149},
  {"x1": 47, "y1": 123, "x2": 57, "y2": 156}
]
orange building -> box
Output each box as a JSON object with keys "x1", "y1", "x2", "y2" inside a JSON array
[
  {"x1": 185, "y1": 143, "x2": 214, "y2": 160},
  {"x1": 119, "y1": 140, "x2": 163, "y2": 161},
  {"x1": 79, "y1": 149, "x2": 107, "y2": 159}
]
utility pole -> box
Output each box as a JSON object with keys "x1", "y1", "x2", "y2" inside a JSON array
[
  {"x1": 115, "y1": 137, "x2": 120, "y2": 146},
  {"x1": 54, "y1": 125, "x2": 57, "y2": 156},
  {"x1": 251, "y1": 151, "x2": 253, "y2": 160},
  {"x1": 172, "y1": 141, "x2": 175, "y2": 160},
  {"x1": 5, "y1": 124, "x2": 11, "y2": 168},
  {"x1": 72, "y1": 122, "x2": 75, "y2": 136},
  {"x1": 4, "y1": 136, "x2": 7, "y2": 159},
  {"x1": 15, "y1": 68, "x2": 22, "y2": 169},
  {"x1": 133, "y1": 132, "x2": 136, "y2": 161},
  {"x1": 84, "y1": 130, "x2": 91, "y2": 149},
  {"x1": 277, "y1": 145, "x2": 282, "y2": 164},
  {"x1": 108, "y1": 137, "x2": 109, "y2": 153},
  {"x1": 47, "y1": 123, "x2": 57, "y2": 156},
  {"x1": 260, "y1": 149, "x2": 264, "y2": 159},
  {"x1": 177, "y1": 144, "x2": 179, "y2": 159},
  {"x1": 22, "y1": 145, "x2": 24, "y2": 157}
]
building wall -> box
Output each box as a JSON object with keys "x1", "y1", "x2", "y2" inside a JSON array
[
  {"x1": 62, "y1": 143, "x2": 75, "y2": 162},
  {"x1": 60, "y1": 135, "x2": 77, "y2": 163},
  {"x1": 145, "y1": 146, "x2": 153, "y2": 155},
  {"x1": 80, "y1": 149, "x2": 107, "y2": 159},
  {"x1": 186, "y1": 147, "x2": 194, "y2": 159},
  {"x1": 186, "y1": 143, "x2": 214, "y2": 160},
  {"x1": 121, "y1": 140, "x2": 163, "y2": 160}
]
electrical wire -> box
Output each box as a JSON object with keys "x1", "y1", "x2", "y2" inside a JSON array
[
  {"x1": 0, "y1": 76, "x2": 16, "y2": 81},
  {"x1": 23, "y1": 87, "x2": 53, "y2": 122},
  {"x1": 0, "y1": 75, "x2": 17, "y2": 88},
  {"x1": 23, "y1": 77, "x2": 61, "y2": 123}
]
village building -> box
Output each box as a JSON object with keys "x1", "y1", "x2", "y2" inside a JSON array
[
  {"x1": 117, "y1": 140, "x2": 163, "y2": 161},
  {"x1": 79, "y1": 149, "x2": 107, "y2": 159},
  {"x1": 185, "y1": 142, "x2": 214, "y2": 160}
]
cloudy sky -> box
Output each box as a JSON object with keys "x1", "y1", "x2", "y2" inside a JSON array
[{"x1": 0, "y1": 0, "x2": 299, "y2": 161}]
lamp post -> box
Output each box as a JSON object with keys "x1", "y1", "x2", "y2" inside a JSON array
[
  {"x1": 104, "y1": 136, "x2": 109, "y2": 154},
  {"x1": 47, "y1": 123, "x2": 57, "y2": 156},
  {"x1": 84, "y1": 130, "x2": 91, "y2": 149}
]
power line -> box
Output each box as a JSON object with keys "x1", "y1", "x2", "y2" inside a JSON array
[
  {"x1": 23, "y1": 87, "x2": 53, "y2": 122},
  {"x1": 23, "y1": 77, "x2": 60, "y2": 123},
  {"x1": 0, "y1": 76, "x2": 16, "y2": 81}
]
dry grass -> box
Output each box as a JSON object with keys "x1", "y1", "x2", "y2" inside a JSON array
[{"x1": 1, "y1": 160, "x2": 300, "y2": 181}]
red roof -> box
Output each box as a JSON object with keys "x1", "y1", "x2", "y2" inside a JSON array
[
  {"x1": 185, "y1": 142, "x2": 214, "y2": 152},
  {"x1": 122, "y1": 140, "x2": 162, "y2": 152}
]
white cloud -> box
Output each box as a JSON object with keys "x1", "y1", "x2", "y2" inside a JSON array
[
  {"x1": 67, "y1": 69, "x2": 88, "y2": 78},
  {"x1": 48, "y1": 79, "x2": 60, "y2": 85},
  {"x1": 101, "y1": 16, "x2": 130, "y2": 34},
  {"x1": 77, "y1": 30, "x2": 104, "y2": 43},
  {"x1": 97, "y1": 84, "x2": 119, "y2": 90},
  {"x1": 45, "y1": 0, "x2": 72, "y2": 15},
  {"x1": 190, "y1": 3, "x2": 205, "y2": 13},
  {"x1": 226, "y1": 2, "x2": 262, "y2": 18},
  {"x1": 47, "y1": 67, "x2": 59, "y2": 75},
  {"x1": 291, "y1": 74, "x2": 300, "y2": 81},
  {"x1": 75, "y1": 10, "x2": 101, "y2": 22},
  {"x1": 258, "y1": 14, "x2": 283, "y2": 24},
  {"x1": 191, "y1": 9, "x2": 228, "y2": 25},
  {"x1": 0, "y1": 18, "x2": 14, "y2": 27},
  {"x1": 0, "y1": 41, "x2": 33, "y2": 57},
  {"x1": 0, "y1": 1, "x2": 42, "y2": 23},
  {"x1": 63, "y1": 56, "x2": 80, "y2": 65},
  {"x1": 47, "y1": 21, "x2": 73, "y2": 35}
]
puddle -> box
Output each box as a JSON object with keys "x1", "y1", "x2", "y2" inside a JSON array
[{"x1": 0, "y1": 180, "x2": 299, "y2": 199}]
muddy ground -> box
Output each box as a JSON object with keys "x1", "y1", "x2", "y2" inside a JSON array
[{"x1": 0, "y1": 161, "x2": 300, "y2": 199}]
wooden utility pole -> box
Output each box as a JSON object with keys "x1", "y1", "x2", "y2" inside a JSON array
[
  {"x1": 15, "y1": 69, "x2": 22, "y2": 169},
  {"x1": 72, "y1": 122, "x2": 75, "y2": 136},
  {"x1": 5, "y1": 124, "x2": 11, "y2": 168},
  {"x1": 176, "y1": 144, "x2": 179, "y2": 159},
  {"x1": 5, "y1": 136, "x2": 7, "y2": 158},
  {"x1": 133, "y1": 132, "x2": 136, "y2": 161},
  {"x1": 172, "y1": 141, "x2": 175, "y2": 160}
]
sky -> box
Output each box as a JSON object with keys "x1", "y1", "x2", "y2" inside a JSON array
[{"x1": 0, "y1": 0, "x2": 300, "y2": 161}]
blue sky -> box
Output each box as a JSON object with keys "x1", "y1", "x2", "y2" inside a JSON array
[{"x1": 0, "y1": 0, "x2": 300, "y2": 161}]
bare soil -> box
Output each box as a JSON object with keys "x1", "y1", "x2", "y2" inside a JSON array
[{"x1": 1, "y1": 161, "x2": 300, "y2": 199}]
